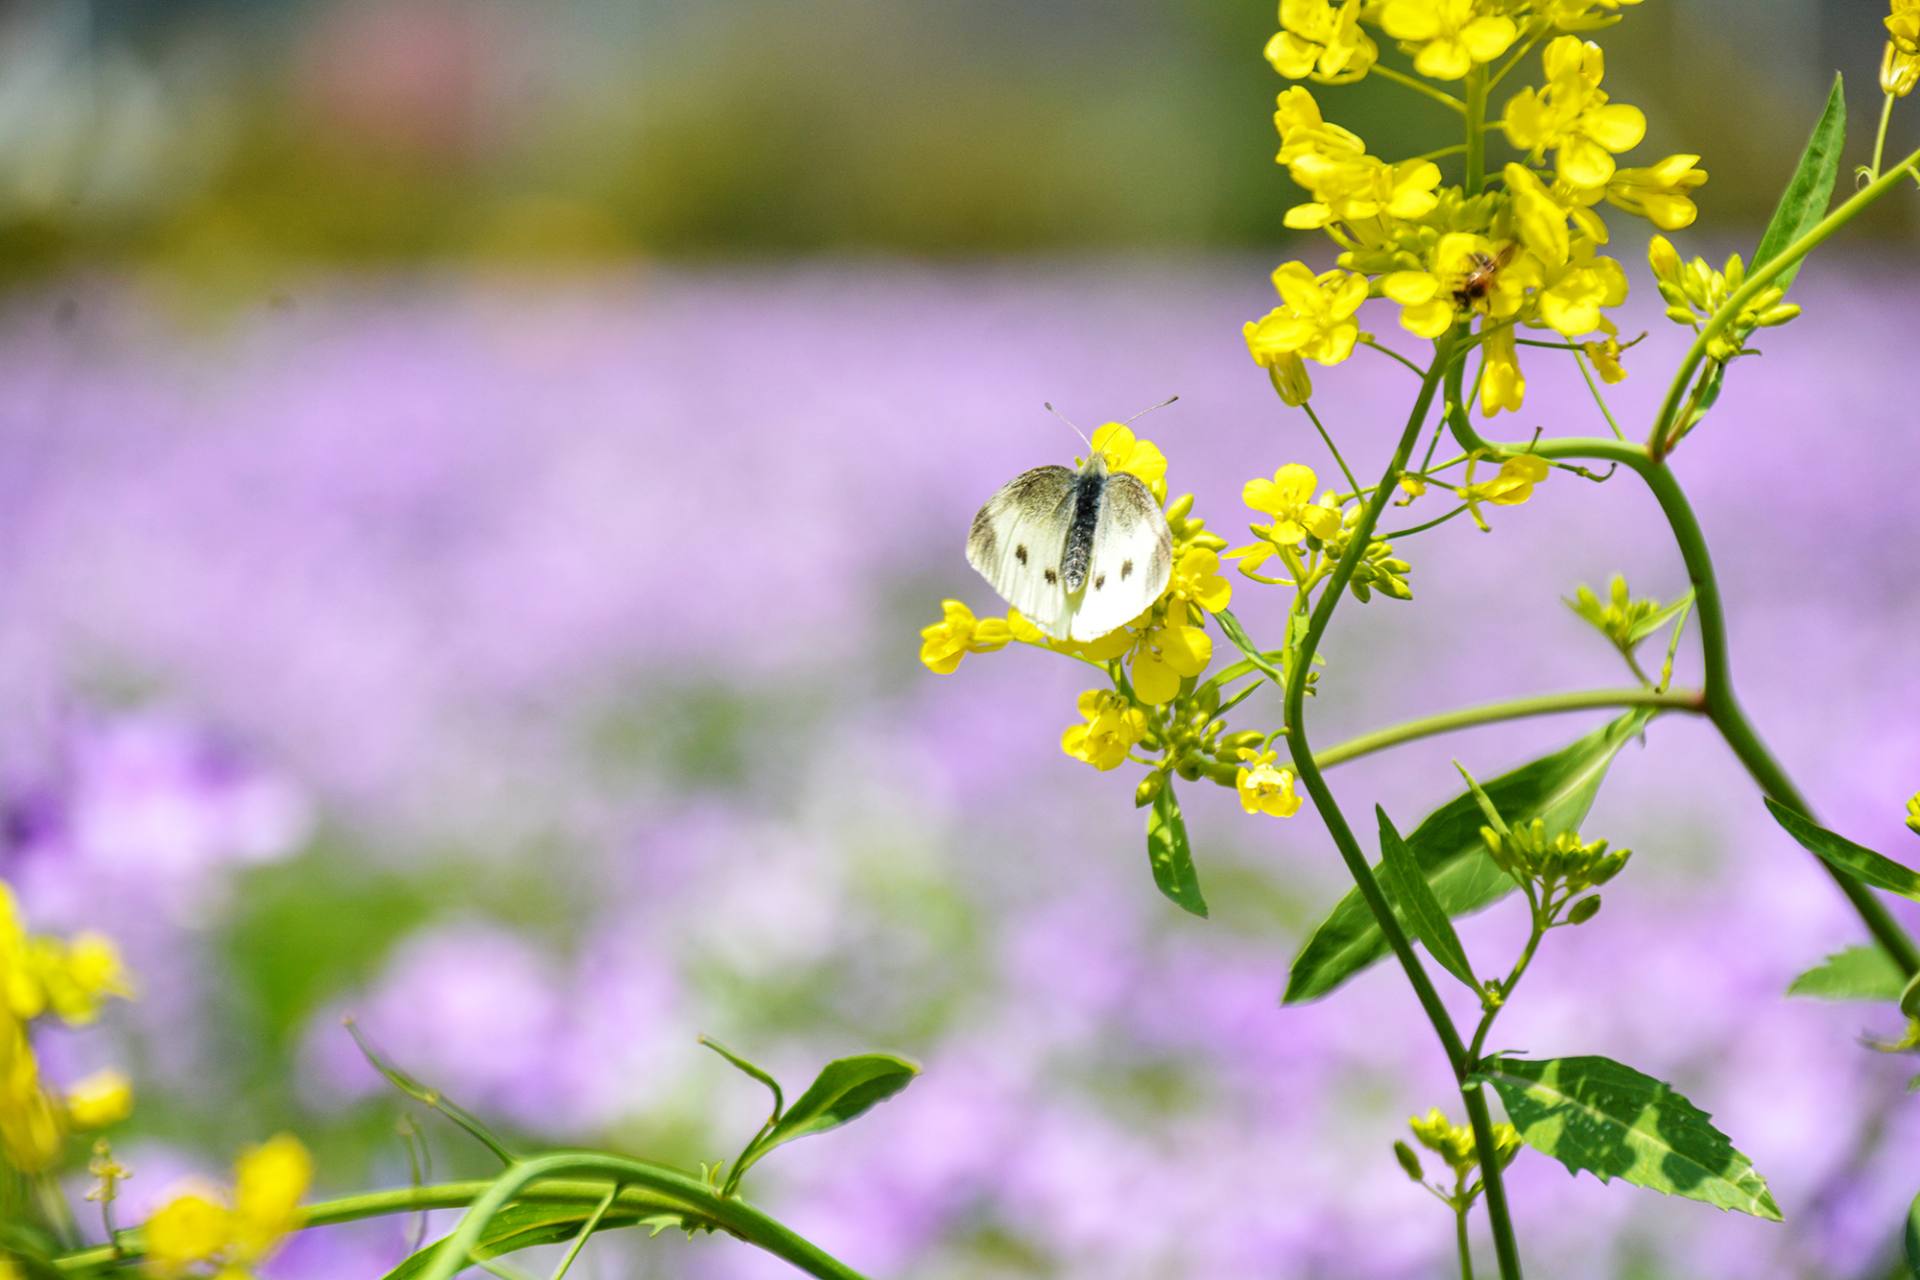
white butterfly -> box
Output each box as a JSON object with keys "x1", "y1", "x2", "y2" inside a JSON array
[{"x1": 966, "y1": 404, "x2": 1174, "y2": 643}]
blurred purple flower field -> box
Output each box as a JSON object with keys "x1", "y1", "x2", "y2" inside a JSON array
[{"x1": 2, "y1": 256, "x2": 1917, "y2": 1278}]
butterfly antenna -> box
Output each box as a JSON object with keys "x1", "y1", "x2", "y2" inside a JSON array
[
  {"x1": 1043, "y1": 402, "x2": 1095, "y2": 452},
  {"x1": 1122, "y1": 395, "x2": 1179, "y2": 426}
]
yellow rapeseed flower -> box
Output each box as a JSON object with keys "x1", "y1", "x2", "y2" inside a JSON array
[
  {"x1": 1377, "y1": 0, "x2": 1519, "y2": 81},
  {"x1": 919, "y1": 600, "x2": 1013, "y2": 675},
  {"x1": 1127, "y1": 619, "x2": 1212, "y2": 706},
  {"x1": 1236, "y1": 749, "x2": 1303, "y2": 818},
  {"x1": 1379, "y1": 232, "x2": 1534, "y2": 338},
  {"x1": 1582, "y1": 335, "x2": 1628, "y2": 382},
  {"x1": 1884, "y1": 38, "x2": 1920, "y2": 97},
  {"x1": 1479, "y1": 325, "x2": 1526, "y2": 416},
  {"x1": 1539, "y1": 0, "x2": 1644, "y2": 30},
  {"x1": 1164, "y1": 547, "x2": 1233, "y2": 624},
  {"x1": 1502, "y1": 36, "x2": 1647, "y2": 187},
  {"x1": 1605, "y1": 154, "x2": 1707, "y2": 230},
  {"x1": 1244, "y1": 263, "x2": 1370, "y2": 369},
  {"x1": 1266, "y1": 0, "x2": 1377, "y2": 84},
  {"x1": 64, "y1": 1069, "x2": 134, "y2": 1130},
  {"x1": 1890, "y1": 0, "x2": 1920, "y2": 55},
  {"x1": 1061, "y1": 690, "x2": 1150, "y2": 771},
  {"x1": 144, "y1": 1134, "x2": 312, "y2": 1279},
  {"x1": 1244, "y1": 464, "x2": 1343, "y2": 544},
  {"x1": 1089, "y1": 422, "x2": 1169, "y2": 502},
  {"x1": 1906, "y1": 791, "x2": 1920, "y2": 836},
  {"x1": 1459, "y1": 452, "x2": 1549, "y2": 529}
]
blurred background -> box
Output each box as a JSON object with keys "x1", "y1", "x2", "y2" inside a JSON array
[{"x1": 2, "y1": 1, "x2": 1918, "y2": 1277}]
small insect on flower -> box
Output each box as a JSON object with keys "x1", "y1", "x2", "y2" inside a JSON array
[
  {"x1": 966, "y1": 402, "x2": 1177, "y2": 643},
  {"x1": 1451, "y1": 242, "x2": 1519, "y2": 310}
]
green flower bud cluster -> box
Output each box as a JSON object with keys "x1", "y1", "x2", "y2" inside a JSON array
[
  {"x1": 1566, "y1": 574, "x2": 1668, "y2": 654},
  {"x1": 1481, "y1": 819, "x2": 1631, "y2": 913},
  {"x1": 1322, "y1": 506, "x2": 1413, "y2": 603},
  {"x1": 1166, "y1": 493, "x2": 1228, "y2": 554},
  {"x1": 1648, "y1": 236, "x2": 1800, "y2": 361}
]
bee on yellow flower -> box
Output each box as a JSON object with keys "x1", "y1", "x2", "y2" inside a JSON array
[
  {"x1": 1380, "y1": 233, "x2": 1534, "y2": 339},
  {"x1": 1236, "y1": 748, "x2": 1304, "y2": 818},
  {"x1": 143, "y1": 1134, "x2": 312, "y2": 1280}
]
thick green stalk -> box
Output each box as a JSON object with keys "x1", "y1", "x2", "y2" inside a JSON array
[
  {"x1": 1649, "y1": 142, "x2": 1920, "y2": 458},
  {"x1": 1280, "y1": 333, "x2": 1525, "y2": 1280},
  {"x1": 1464, "y1": 68, "x2": 1488, "y2": 195},
  {"x1": 1313, "y1": 687, "x2": 1702, "y2": 770}
]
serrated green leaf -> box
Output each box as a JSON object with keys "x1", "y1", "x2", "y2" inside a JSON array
[
  {"x1": 1284, "y1": 711, "x2": 1650, "y2": 1004},
  {"x1": 1786, "y1": 945, "x2": 1906, "y2": 1001},
  {"x1": 1376, "y1": 806, "x2": 1476, "y2": 991},
  {"x1": 731, "y1": 1053, "x2": 918, "y2": 1181},
  {"x1": 1765, "y1": 798, "x2": 1920, "y2": 901},
  {"x1": 380, "y1": 1202, "x2": 655, "y2": 1280},
  {"x1": 1753, "y1": 73, "x2": 1846, "y2": 293},
  {"x1": 1472, "y1": 1055, "x2": 1781, "y2": 1220},
  {"x1": 1147, "y1": 782, "x2": 1208, "y2": 918}
]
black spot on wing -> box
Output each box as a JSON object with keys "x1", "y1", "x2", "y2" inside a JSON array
[
  {"x1": 1044, "y1": 568, "x2": 1058, "y2": 585},
  {"x1": 1121, "y1": 559, "x2": 1134, "y2": 580},
  {"x1": 1015, "y1": 545, "x2": 1027, "y2": 565},
  {"x1": 1094, "y1": 574, "x2": 1105, "y2": 590}
]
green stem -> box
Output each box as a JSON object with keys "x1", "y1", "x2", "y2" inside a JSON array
[
  {"x1": 1467, "y1": 915, "x2": 1547, "y2": 1064},
  {"x1": 1464, "y1": 67, "x2": 1488, "y2": 196},
  {"x1": 1870, "y1": 91, "x2": 1896, "y2": 181},
  {"x1": 1569, "y1": 349, "x2": 1627, "y2": 441},
  {"x1": 1361, "y1": 337, "x2": 1432, "y2": 379},
  {"x1": 53, "y1": 1167, "x2": 866, "y2": 1280},
  {"x1": 1279, "y1": 331, "x2": 1524, "y2": 1280},
  {"x1": 1648, "y1": 142, "x2": 1920, "y2": 458},
  {"x1": 1313, "y1": 687, "x2": 1701, "y2": 770},
  {"x1": 1302, "y1": 401, "x2": 1361, "y2": 494},
  {"x1": 1373, "y1": 64, "x2": 1468, "y2": 114},
  {"x1": 1455, "y1": 1202, "x2": 1477, "y2": 1280},
  {"x1": 550, "y1": 1185, "x2": 617, "y2": 1280}
]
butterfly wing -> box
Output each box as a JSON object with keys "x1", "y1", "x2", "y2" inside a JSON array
[
  {"x1": 1067, "y1": 470, "x2": 1171, "y2": 642},
  {"x1": 966, "y1": 465, "x2": 1078, "y2": 638}
]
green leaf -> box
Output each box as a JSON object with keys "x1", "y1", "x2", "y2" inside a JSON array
[
  {"x1": 1376, "y1": 806, "x2": 1476, "y2": 991},
  {"x1": 731, "y1": 1053, "x2": 919, "y2": 1181},
  {"x1": 1765, "y1": 798, "x2": 1920, "y2": 901},
  {"x1": 1786, "y1": 945, "x2": 1907, "y2": 1002},
  {"x1": 1472, "y1": 1055, "x2": 1781, "y2": 1221},
  {"x1": 1147, "y1": 782, "x2": 1208, "y2": 919},
  {"x1": 1753, "y1": 73, "x2": 1846, "y2": 293},
  {"x1": 1903, "y1": 970, "x2": 1920, "y2": 1020},
  {"x1": 381, "y1": 1202, "x2": 655, "y2": 1280},
  {"x1": 1284, "y1": 711, "x2": 1649, "y2": 1004},
  {"x1": 698, "y1": 1035, "x2": 784, "y2": 1120},
  {"x1": 1626, "y1": 590, "x2": 1695, "y2": 646},
  {"x1": 1212, "y1": 608, "x2": 1286, "y2": 686}
]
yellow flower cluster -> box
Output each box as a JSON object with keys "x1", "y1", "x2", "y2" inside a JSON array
[
  {"x1": 1235, "y1": 748, "x2": 1303, "y2": 818},
  {"x1": 144, "y1": 1134, "x2": 313, "y2": 1279},
  {"x1": 1407, "y1": 1107, "x2": 1522, "y2": 1177},
  {"x1": 1247, "y1": 6, "x2": 1709, "y2": 419},
  {"x1": 0, "y1": 884, "x2": 133, "y2": 1172},
  {"x1": 1889, "y1": 0, "x2": 1920, "y2": 95}
]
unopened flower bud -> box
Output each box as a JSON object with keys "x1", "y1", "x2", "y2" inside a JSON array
[
  {"x1": 1566, "y1": 895, "x2": 1602, "y2": 925},
  {"x1": 1134, "y1": 771, "x2": 1167, "y2": 808},
  {"x1": 1393, "y1": 1140, "x2": 1425, "y2": 1183}
]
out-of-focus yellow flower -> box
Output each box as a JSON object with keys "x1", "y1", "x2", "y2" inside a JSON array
[
  {"x1": 64, "y1": 1069, "x2": 134, "y2": 1130},
  {"x1": 1906, "y1": 790, "x2": 1920, "y2": 836},
  {"x1": 1377, "y1": 0, "x2": 1518, "y2": 81},
  {"x1": 1266, "y1": 0, "x2": 1377, "y2": 84},
  {"x1": 919, "y1": 600, "x2": 1013, "y2": 674},
  {"x1": 1890, "y1": 0, "x2": 1920, "y2": 55},
  {"x1": 0, "y1": 1014, "x2": 62, "y2": 1172},
  {"x1": 1503, "y1": 36, "x2": 1647, "y2": 187},
  {"x1": 1538, "y1": 0, "x2": 1643, "y2": 30},
  {"x1": 1285, "y1": 150, "x2": 1445, "y2": 230},
  {"x1": 1459, "y1": 452, "x2": 1549, "y2": 529},
  {"x1": 1273, "y1": 87, "x2": 1366, "y2": 167},
  {"x1": 1605, "y1": 154, "x2": 1707, "y2": 230},
  {"x1": 1480, "y1": 325, "x2": 1526, "y2": 416},
  {"x1": 1244, "y1": 263, "x2": 1370, "y2": 369},
  {"x1": 1582, "y1": 335, "x2": 1628, "y2": 382},
  {"x1": 1884, "y1": 39, "x2": 1920, "y2": 97},
  {"x1": 1236, "y1": 748, "x2": 1303, "y2": 818},
  {"x1": 144, "y1": 1135, "x2": 312, "y2": 1279},
  {"x1": 1245, "y1": 464, "x2": 1343, "y2": 544},
  {"x1": 1061, "y1": 690, "x2": 1150, "y2": 771},
  {"x1": 1089, "y1": 422, "x2": 1169, "y2": 501}
]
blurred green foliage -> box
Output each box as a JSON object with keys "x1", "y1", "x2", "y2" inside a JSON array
[{"x1": 0, "y1": 0, "x2": 1908, "y2": 282}]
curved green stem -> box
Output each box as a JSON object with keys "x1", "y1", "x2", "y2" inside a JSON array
[
  {"x1": 1373, "y1": 64, "x2": 1467, "y2": 114},
  {"x1": 1649, "y1": 142, "x2": 1920, "y2": 459},
  {"x1": 1279, "y1": 332, "x2": 1524, "y2": 1280},
  {"x1": 1313, "y1": 687, "x2": 1702, "y2": 770}
]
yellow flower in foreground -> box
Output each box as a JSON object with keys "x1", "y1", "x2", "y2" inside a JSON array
[
  {"x1": 1582, "y1": 335, "x2": 1628, "y2": 383},
  {"x1": 1165, "y1": 547, "x2": 1232, "y2": 623},
  {"x1": 1244, "y1": 463, "x2": 1342, "y2": 545},
  {"x1": 1236, "y1": 749, "x2": 1303, "y2": 818},
  {"x1": 145, "y1": 1135, "x2": 312, "y2": 1279},
  {"x1": 1884, "y1": 39, "x2": 1920, "y2": 97},
  {"x1": 1129, "y1": 621, "x2": 1211, "y2": 705},
  {"x1": 1089, "y1": 422, "x2": 1169, "y2": 500},
  {"x1": 919, "y1": 600, "x2": 1012, "y2": 674},
  {"x1": 1502, "y1": 36, "x2": 1646, "y2": 187},
  {"x1": 1890, "y1": 0, "x2": 1920, "y2": 55},
  {"x1": 1061, "y1": 690, "x2": 1149, "y2": 771},
  {"x1": 1244, "y1": 263, "x2": 1370, "y2": 368},
  {"x1": 1605, "y1": 154, "x2": 1707, "y2": 231},
  {"x1": 64, "y1": 1069, "x2": 134, "y2": 1130},
  {"x1": 1378, "y1": 0, "x2": 1518, "y2": 81},
  {"x1": 1266, "y1": 0, "x2": 1377, "y2": 84}
]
